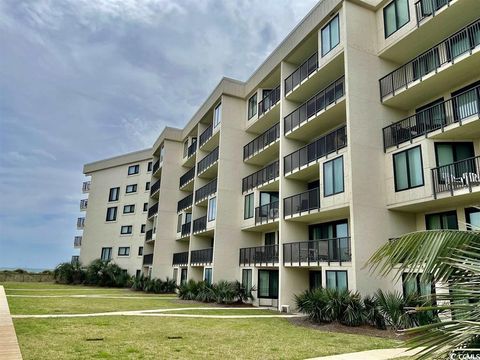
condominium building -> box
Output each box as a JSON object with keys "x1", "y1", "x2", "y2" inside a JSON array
[
  {"x1": 74, "y1": 0, "x2": 479, "y2": 309},
  {"x1": 74, "y1": 149, "x2": 153, "y2": 276}
]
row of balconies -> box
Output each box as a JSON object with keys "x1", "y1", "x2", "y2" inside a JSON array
[{"x1": 172, "y1": 248, "x2": 213, "y2": 267}]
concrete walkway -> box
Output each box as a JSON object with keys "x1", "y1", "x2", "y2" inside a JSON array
[
  {"x1": 306, "y1": 347, "x2": 422, "y2": 360},
  {"x1": 0, "y1": 286, "x2": 23, "y2": 359}
]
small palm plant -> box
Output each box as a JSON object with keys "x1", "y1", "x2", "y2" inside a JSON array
[{"x1": 367, "y1": 227, "x2": 480, "y2": 359}]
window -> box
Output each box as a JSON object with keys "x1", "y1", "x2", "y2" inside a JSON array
[
  {"x1": 321, "y1": 15, "x2": 340, "y2": 56},
  {"x1": 140, "y1": 224, "x2": 146, "y2": 233},
  {"x1": 180, "y1": 268, "x2": 188, "y2": 285},
  {"x1": 138, "y1": 247, "x2": 143, "y2": 256},
  {"x1": 383, "y1": 0, "x2": 409, "y2": 38},
  {"x1": 108, "y1": 187, "x2": 120, "y2": 202},
  {"x1": 123, "y1": 204, "x2": 135, "y2": 214},
  {"x1": 452, "y1": 82, "x2": 480, "y2": 121},
  {"x1": 120, "y1": 225, "x2": 133, "y2": 235},
  {"x1": 402, "y1": 273, "x2": 434, "y2": 299},
  {"x1": 126, "y1": 184, "x2": 137, "y2": 193},
  {"x1": 118, "y1": 247, "x2": 130, "y2": 256},
  {"x1": 106, "y1": 207, "x2": 117, "y2": 221},
  {"x1": 435, "y1": 142, "x2": 475, "y2": 179},
  {"x1": 258, "y1": 270, "x2": 278, "y2": 299},
  {"x1": 244, "y1": 193, "x2": 254, "y2": 219},
  {"x1": 147, "y1": 161, "x2": 152, "y2": 172},
  {"x1": 213, "y1": 103, "x2": 222, "y2": 128},
  {"x1": 143, "y1": 203, "x2": 148, "y2": 212},
  {"x1": 242, "y1": 269, "x2": 252, "y2": 290},
  {"x1": 393, "y1": 146, "x2": 424, "y2": 191},
  {"x1": 465, "y1": 207, "x2": 480, "y2": 231},
  {"x1": 208, "y1": 197, "x2": 217, "y2": 221},
  {"x1": 128, "y1": 164, "x2": 140, "y2": 175},
  {"x1": 183, "y1": 140, "x2": 188, "y2": 158},
  {"x1": 309, "y1": 219, "x2": 349, "y2": 262},
  {"x1": 309, "y1": 271, "x2": 322, "y2": 290},
  {"x1": 324, "y1": 156, "x2": 344, "y2": 196},
  {"x1": 101, "y1": 247, "x2": 112, "y2": 261},
  {"x1": 326, "y1": 270, "x2": 348, "y2": 291},
  {"x1": 145, "y1": 182, "x2": 150, "y2": 191},
  {"x1": 248, "y1": 94, "x2": 257, "y2": 119},
  {"x1": 135, "y1": 269, "x2": 141, "y2": 278},
  {"x1": 177, "y1": 214, "x2": 182, "y2": 233},
  {"x1": 173, "y1": 268, "x2": 178, "y2": 283},
  {"x1": 204, "y1": 268, "x2": 212, "y2": 285},
  {"x1": 426, "y1": 211, "x2": 458, "y2": 230}
]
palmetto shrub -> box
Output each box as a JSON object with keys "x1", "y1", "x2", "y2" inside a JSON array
[
  {"x1": 295, "y1": 288, "x2": 331, "y2": 323},
  {"x1": 53, "y1": 262, "x2": 85, "y2": 284},
  {"x1": 363, "y1": 295, "x2": 386, "y2": 330},
  {"x1": 177, "y1": 280, "x2": 254, "y2": 304},
  {"x1": 178, "y1": 280, "x2": 201, "y2": 300}
]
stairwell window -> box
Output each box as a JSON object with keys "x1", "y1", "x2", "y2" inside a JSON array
[
  {"x1": 213, "y1": 103, "x2": 222, "y2": 128},
  {"x1": 143, "y1": 203, "x2": 148, "y2": 212},
  {"x1": 128, "y1": 164, "x2": 139, "y2": 175},
  {"x1": 323, "y1": 156, "x2": 344, "y2": 196},
  {"x1": 321, "y1": 15, "x2": 340, "y2": 56},
  {"x1": 383, "y1": 0, "x2": 409, "y2": 38},
  {"x1": 145, "y1": 182, "x2": 150, "y2": 191},
  {"x1": 393, "y1": 146, "x2": 424, "y2": 191},
  {"x1": 147, "y1": 161, "x2": 152, "y2": 172},
  {"x1": 248, "y1": 94, "x2": 257, "y2": 119},
  {"x1": 118, "y1": 247, "x2": 130, "y2": 256},
  {"x1": 106, "y1": 207, "x2": 117, "y2": 221},
  {"x1": 140, "y1": 224, "x2": 146, "y2": 233},
  {"x1": 244, "y1": 193, "x2": 254, "y2": 219},
  {"x1": 208, "y1": 197, "x2": 217, "y2": 221}
]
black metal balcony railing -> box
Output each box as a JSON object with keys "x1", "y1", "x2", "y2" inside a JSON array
[
  {"x1": 82, "y1": 181, "x2": 91, "y2": 192},
  {"x1": 284, "y1": 76, "x2": 345, "y2": 134},
  {"x1": 77, "y1": 217, "x2": 85, "y2": 228},
  {"x1": 199, "y1": 124, "x2": 213, "y2": 148},
  {"x1": 71, "y1": 256, "x2": 79, "y2": 264},
  {"x1": 284, "y1": 126, "x2": 347, "y2": 174},
  {"x1": 195, "y1": 178, "x2": 217, "y2": 203},
  {"x1": 243, "y1": 122, "x2": 280, "y2": 160},
  {"x1": 254, "y1": 201, "x2": 279, "y2": 225},
  {"x1": 177, "y1": 193, "x2": 193, "y2": 213},
  {"x1": 284, "y1": 52, "x2": 318, "y2": 94},
  {"x1": 187, "y1": 141, "x2": 197, "y2": 158},
  {"x1": 181, "y1": 222, "x2": 191, "y2": 237},
  {"x1": 415, "y1": 0, "x2": 452, "y2": 25},
  {"x1": 74, "y1": 236, "x2": 82, "y2": 247},
  {"x1": 432, "y1": 155, "x2": 480, "y2": 198},
  {"x1": 239, "y1": 245, "x2": 279, "y2": 266},
  {"x1": 143, "y1": 254, "x2": 153, "y2": 266},
  {"x1": 145, "y1": 229, "x2": 153, "y2": 241},
  {"x1": 283, "y1": 237, "x2": 352, "y2": 266},
  {"x1": 179, "y1": 167, "x2": 195, "y2": 188},
  {"x1": 258, "y1": 85, "x2": 281, "y2": 116},
  {"x1": 197, "y1": 147, "x2": 219, "y2": 175},
  {"x1": 379, "y1": 20, "x2": 480, "y2": 100},
  {"x1": 242, "y1": 161, "x2": 279, "y2": 193},
  {"x1": 172, "y1": 252, "x2": 189, "y2": 266},
  {"x1": 150, "y1": 179, "x2": 160, "y2": 195},
  {"x1": 190, "y1": 248, "x2": 213, "y2": 265},
  {"x1": 152, "y1": 159, "x2": 160, "y2": 174},
  {"x1": 383, "y1": 86, "x2": 479, "y2": 150},
  {"x1": 283, "y1": 188, "x2": 320, "y2": 218},
  {"x1": 193, "y1": 215, "x2": 207, "y2": 233},
  {"x1": 148, "y1": 202, "x2": 159, "y2": 218}
]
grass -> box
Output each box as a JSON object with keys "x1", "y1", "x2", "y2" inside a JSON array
[
  {"x1": 14, "y1": 317, "x2": 400, "y2": 360},
  {"x1": 3, "y1": 282, "x2": 403, "y2": 359}
]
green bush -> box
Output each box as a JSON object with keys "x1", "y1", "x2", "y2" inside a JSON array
[
  {"x1": 177, "y1": 280, "x2": 254, "y2": 304},
  {"x1": 53, "y1": 262, "x2": 85, "y2": 284},
  {"x1": 364, "y1": 295, "x2": 386, "y2": 330}
]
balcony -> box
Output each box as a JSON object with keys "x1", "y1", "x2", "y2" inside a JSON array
[
  {"x1": 415, "y1": 0, "x2": 453, "y2": 26},
  {"x1": 284, "y1": 76, "x2": 346, "y2": 140},
  {"x1": 179, "y1": 167, "x2": 195, "y2": 190},
  {"x1": 150, "y1": 179, "x2": 161, "y2": 196},
  {"x1": 197, "y1": 147, "x2": 219, "y2": 177},
  {"x1": 242, "y1": 161, "x2": 279, "y2": 193},
  {"x1": 80, "y1": 199, "x2": 88, "y2": 211},
  {"x1": 177, "y1": 193, "x2": 193, "y2": 213},
  {"x1": 73, "y1": 236, "x2": 82, "y2": 248},
  {"x1": 180, "y1": 222, "x2": 191, "y2": 238},
  {"x1": 258, "y1": 85, "x2": 280, "y2": 117},
  {"x1": 284, "y1": 188, "x2": 320, "y2": 219},
  {"x1": 283, "y1": 237, "x2": 351, "y2": 266},
  {"x1": 379, "y1": 20, "x2": 480, "y2": 107},
  {"x1": 255, "y1": 201, "x2": 279, "y2": 226},
  {"x1": 383, "y1": 85, "x2": 479, "y2": 150},
  {"x1": 192, "y1": 215, "x2": 207, "y2": 234},
  {"x1": 432, "y1": 155, "x2": 480, "y2": 198},
  {"x1": 76, "y1": 217, "x2": 85, "y2": 230},
  {"x1": 71, "y1": 256, "x2": 79, "y2": 264},
  {"x1": 152, "y1": 159, "x2": 161, "y2": 175},
  {"x1": 285, "y1": 52, "x2": 318, "y2": 95},
  {"x1": 82, "y1": 181, "x2": 91, "y2": 193},
  {"x1": 195, "y1": 178, "x2": 217, "y2": 205},
  {"x1": 172, "y1": 252, "x2": 189, "y2": 266},
  {"x1": 143, "y1": 254, "x2": 153, "y2": 266},
  {"x1": 243, "y1": 122, "x2": 280, "y2": 165},
  {"x1": 284, "y1": 126, "x2": 347, "y2": 177},
  {"x1": 190, "y1": 248, "x2": 213, "y2": 266},
  {"x1": 145, "y1": 229, "x2": 153, "y2": 242},
  {"x1": 147, "y1": 202, "x2": 158, "y2": 219},
  {"x1": 239, "y1": 245, "x2": 278, "y2": 267},
  {"x1": 187, "y1": 141, "x2": 197, "y2": 158}
]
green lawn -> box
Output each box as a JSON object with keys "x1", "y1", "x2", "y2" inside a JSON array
[
  {"x1": 156, "y1": 308, "x2": 281, "y2": 315},
  {"x1": 3, "y1": 282, "x2": 402, "y2": 359}
]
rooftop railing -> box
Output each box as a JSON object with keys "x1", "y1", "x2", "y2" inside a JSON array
[
  {"x1": 283, "y1": 237, "x2": 351, "y2": 266},
  {"x1": 242, "y1": 161, "x2": 279, "y2": 193},
  {"x1": 243, "y1": 122, "x2": 280, "y2": 160},
  {"x1": 284, "y1": 52, "x2": 318, "y2": 94}
]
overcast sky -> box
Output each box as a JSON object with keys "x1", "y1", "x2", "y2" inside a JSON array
[{"x1": 0, "y1": 0, "x2": 318, "y2": 270}]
